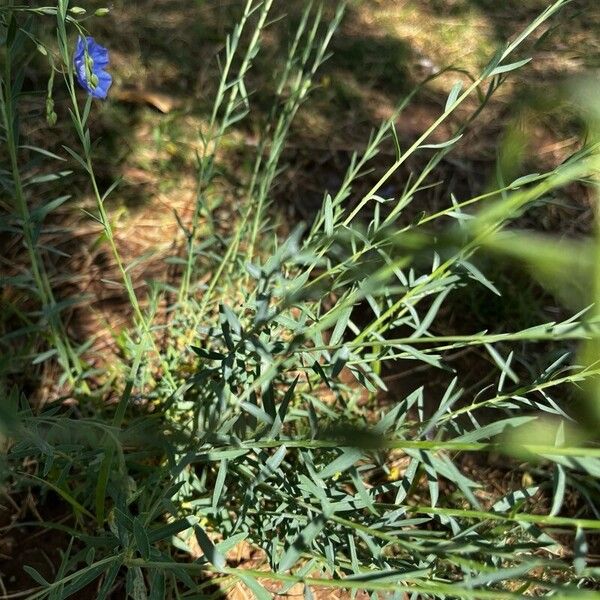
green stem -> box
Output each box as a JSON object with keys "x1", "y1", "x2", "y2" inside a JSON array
[
  {"x1": 125, "y1": 558, "x2": 597, "y2": 599},
  {"x1": 1, "y1": 11, "x2": 79, "y2": 383},
  {"x1": 64, "y1": 76, "x2": 176, "y2": 393},
  {"x1": 179, "y1": 0, "x2": 271, "y2": 305}
]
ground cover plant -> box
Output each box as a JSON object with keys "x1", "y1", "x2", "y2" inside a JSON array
[{"x1": 1, "y1": 0, "x2": 600, "y2": 598}]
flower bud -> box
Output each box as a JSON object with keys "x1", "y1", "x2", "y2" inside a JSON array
[
  {"x1": 95, "y1": 8, "x2": 111, "y2": 16},
  {"x1": 69, "y1": 7, "x2": 86, "y2": 15},
  {"x1": 46, "y1": 98, "x2": 57, "y2": 127}
]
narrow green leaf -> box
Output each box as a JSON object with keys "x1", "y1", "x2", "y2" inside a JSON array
[
  {"x1": 62, "y1": 144, "x2": 90, "y2": 173},
  {"x1": 488, "y1": 57, "x2": 532, "y2": 76},
  {"x1": 324, "y1": 194, "x2": 334, "y2": 236},
  {"x1": 238, "y1": 574, "x2": 272, "y2": 600},
  {"x1": 312, "y1": 360, "x2": 331, "y2": 388},
  {"x1": 62, "y1": 562, "x2": 115, "y2": 599},
  {"x1": 148, "y1": 570, "x2": 166, "y2": 600},
  {"x1": 419, "y1": 133, "x2": 463, "y2": 149},
  {"x1": 97, "y1": 558, "x2": 124, "y2": 600},
  {"x1": 24, "y1": 565, "x2": 49, "y2": 586},
  {"x1": 126, "y1": 566, "x2": 148, "y2": 600},
  {"x1": 194, "y1": 524, "x2": 226, "y2": 570},
  {"x1": 133, "y1": 516, "x2": 151, "y2": 560},
  {"x1": 148, "y1": 517, "x2": 197, "y2": 544},
  {"x1": 331, "y1": 346, "x2": 350, "y2": 378},
  {"x1": 32, "y1": 348, "x2": 58, "y2": 365},
  {"x1": 279, "y1": 515, "x2": 327, "y2": 572},
  {"x1": 212, "y1": 459, "x2": 228, "y2": 513},
  {"x1": 574, "y1": 527, "x2": 588, "y2": 574},
  {"x1": 550, "y1": 464, "x2": 566, "y2": 517},
  {"x1": 390, "y1": 121, "x2": 402, "y2": 161},
  {"x1": 191, "y1": 346, "x2": 226, "y2": 360},
  {"x1": 319, "y1": 447, "x2": 362, "y2": 480},
  {"x1": 445, "y1": 81, "x2": 463, "y2": 112}
]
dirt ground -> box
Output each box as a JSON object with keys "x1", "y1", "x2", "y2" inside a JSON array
[{"x1": 5, "y1": 0, "x2": 598, "y2": 384}]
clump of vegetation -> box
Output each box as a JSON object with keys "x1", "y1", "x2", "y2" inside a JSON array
[{"x1": 1, "y1": 0, "x2": 599, "y2": 598}]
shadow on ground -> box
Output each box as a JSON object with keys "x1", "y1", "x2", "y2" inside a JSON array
[{"x1": 3, "y1": 0, "x2": 598, "y2": 389}]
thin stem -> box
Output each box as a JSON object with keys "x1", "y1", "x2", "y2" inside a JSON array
[
  {"x1": 1, "y1": 10, "x2": 79, "y2": 383},
  {"x1": 64, "y1": 74, "x2": 176, "y2": 393},
  {"x1": 179, "y1": 0, "x2": 273, "y2": 305}
]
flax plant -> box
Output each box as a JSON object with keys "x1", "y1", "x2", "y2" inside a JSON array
[
  {"x1": 178, "y1": 0, "x2": 275, "y2": 305},
  {"x1": 1, "y1": 1, "x2": 81, "y2": 385},
  {"x1": 2, "y1": 1, "x2": 600, "y2": 598},
  {"x1": 53, "y1": 0, "x2": 176, "y2": 395}
]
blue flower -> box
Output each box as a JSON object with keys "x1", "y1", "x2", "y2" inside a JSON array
[{"x1": 73, "y1": 36, "x2": 112, "y2": 99}]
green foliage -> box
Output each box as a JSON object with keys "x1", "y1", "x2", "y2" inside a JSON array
[{"x1": 1, "y1": 0, "x2": 600, "y2": 598}]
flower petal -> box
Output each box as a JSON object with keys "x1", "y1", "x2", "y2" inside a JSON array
[
  {"x1": 72, "y1": 35, "x2": 112, "y2": 99},
  {"x1": 94, "y1": 70, "x2": 113, "y2": 99}
]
